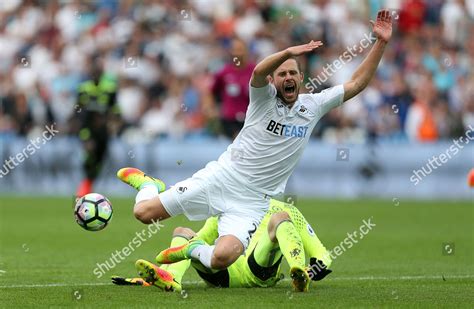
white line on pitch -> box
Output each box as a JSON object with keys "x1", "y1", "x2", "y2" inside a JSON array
[
  {"x1": 0, "y1": 282, "x2": 111, "y2": 288},
  {"x1": 0, "y1": 274, "x2": 473, "y2": 289},
  {"x1": 329, "y1": 274, "x2": 474, "y2": 281}
]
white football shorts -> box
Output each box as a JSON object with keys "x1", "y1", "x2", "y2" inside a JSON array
[{"x1": 159, "y1": 161, "x2": 270, "y2": 249}]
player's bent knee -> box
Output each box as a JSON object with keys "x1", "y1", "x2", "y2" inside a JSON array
[
  {"x1": 269, "y1": 211, "x2": 291, "y2": 227},
  {"x1": 133, "y1": 198, "x2": 170, "y2": 224},
  {"x1": 173, "y1": 226, "x2": 189, "y2": 235},
  {"x1": 210, "y1": 241, "x2": 241, "y2": 269},
  {"x1": 133, "y1": 205, "x2": 150, "y2": 224},
  {"x1": 133, "y1": 202, "x2": 155, "y2": 224},
  {"x1": 211, "y1": 250, "x2": 236, "y2": 270},
  {"x1": 173, "y1": 227, "x2": 195, "y2": 239},
  {"x1": 268, "y1": 211, "x2": 291, "y2": 241}
]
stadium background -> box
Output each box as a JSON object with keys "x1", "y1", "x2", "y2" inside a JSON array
[
  {"x1": 0, "y1": 0, "x2": 473, "y2": 198},
  {"x1": 0, "y1": 0, "x2": 473, "y2": 307}
]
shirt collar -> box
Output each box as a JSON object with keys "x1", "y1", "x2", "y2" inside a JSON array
[{"x1": 287, "y1": 99, "x2": 301, "y2": 118}]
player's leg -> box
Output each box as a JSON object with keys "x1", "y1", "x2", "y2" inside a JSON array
[
  {"x1": 118, "y1": 166, "x2": 216, "y2": 226},
  {"x1": 161, "y1": 227, "x2": 194, "y2": 285},
  {"x1": 189, "y1": 260, "x2": 232, "y2": 288},
  {"x1": 197, "y1": 171, "x2": 268, "y2": 269},
  {"x1": 209, "y1": 235, "x2": 244, "y2": 269},
  {"x1": 155, "y1": 182, "x2": 267, "y2": 270},
  {"x1": 268, "y1": 200, "x2": 333, "y2": 281},
  {"x1": 282, "y1": 203, "x2": 333, "y2": 280},
  {"x1": 266, "y1": 211, "x2": 309, "y2": 291},
  {"x1": 133, "y1": 196, "x2": 170, "y2": 223},
  {"x1": 76, "y1": 129, "x2": 108, "y2": 197},
  {"x1": 186, "y1": 217, "x2": 242, "y2": 288},
  {"x1": 205, "y1": 212, "x2": 264, "y2": 269},
  {"x1": 267, "y1": 212, "x2": 306, "y2": 270},
  {"x1": 243, "y1": 211, "x2": 308, "y2": 290},
  {"x1": 158, "y1": 218, "x2": 232, "y2": 288},
  {"x1": 132, "y1": 221, "x2": 219, "y2": 292},
  {"x1": 163, "y1": 226, "x2": 244, "y2": 271},
  {"x1": 156, "y1": 215, "x2": 255, "y2": 270},
  {"x1": 195, "y1": 216, "x2": 219, "y2": 244},
  {"x1": 133, "y1": 227, "x2": 196, "y2": 292},
  {"x1": 248, "y1": 221, "x2": 283, "y2": 281},
  {"x1": 268, "y1": 200, "x2": 332, "y2": 281},
  {"x1": 117, "y1": 167, "x2": 170, "y2": 223},
  {"x1": 156, "y1": 168, "x2": 268, "y2": 270},
  {"x1": 180, "y1": 216, "x2": 221, "y2": 271}
]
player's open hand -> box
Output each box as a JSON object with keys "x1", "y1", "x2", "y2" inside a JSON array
[
  {"x1": 286, "y1": 40, "x2": 323, "y2": 57},
  {"x1": 370, "y1": 9, "x2": 392, "y2": 43}
]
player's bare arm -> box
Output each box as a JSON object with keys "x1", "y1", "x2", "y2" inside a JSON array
[
  {"x1": 343, "y1": 9, "x2": 392, "y2": 102},
  {"x1": 250, "y1": 40, "x2": 323, "y2": 88}
]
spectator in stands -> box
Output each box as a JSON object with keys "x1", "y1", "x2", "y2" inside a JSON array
[
  {"x1": 0, "y1": 0, "x2": 472, "y2": 144},
  {"x1": 405, "y1": 79, "x2": 439, "y2": 142}
]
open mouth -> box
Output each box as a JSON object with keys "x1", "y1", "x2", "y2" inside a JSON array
[{"x1": 284, "y1": 84, "x2": 296, "y2": 95}]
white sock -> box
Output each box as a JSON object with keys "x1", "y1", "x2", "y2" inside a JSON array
[
  {"x1": 135, "y1": 185, "x2": 159, "y2": 204},
  {"x1": 190, "y1": 245, "x2": 215, "y2": 269}
]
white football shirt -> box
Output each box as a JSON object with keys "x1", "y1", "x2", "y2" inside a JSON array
[{"x1": 217, "y1": 82, "x2": 345, "y2": 196}]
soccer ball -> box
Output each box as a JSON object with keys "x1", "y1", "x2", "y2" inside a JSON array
[{"x1": 74, "y1": 193, "x2": 113, "y2": 231}]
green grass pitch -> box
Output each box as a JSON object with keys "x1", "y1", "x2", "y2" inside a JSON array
[{"x1": 0, "y1": 196, "x2": 473, "y2": 308}]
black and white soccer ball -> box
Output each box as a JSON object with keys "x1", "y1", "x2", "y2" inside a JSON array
[{"x1": 74, "y1": 193, "x2": 113, "y2": 231}]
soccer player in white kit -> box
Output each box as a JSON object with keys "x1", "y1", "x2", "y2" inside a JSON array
[{"x1": 118, "y1": 10, "x2": 392, "y2": 278}]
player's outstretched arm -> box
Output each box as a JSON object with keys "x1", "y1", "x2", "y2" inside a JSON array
[
  {"x1": 343, "y1": 9, "x2": 392, "y2": 102},
  {"x1": 250, "y1": 40, "x2": 323, "y2": 88}
]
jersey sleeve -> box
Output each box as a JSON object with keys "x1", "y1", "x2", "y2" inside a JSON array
[
  {"x1": 308, "y1": 84, "x2": 344, "y2": 118},
  {"x1": 245, "y1": 82, "x2": 277, "y2": 123},
  {"x1": 249, "y1": 82, "x2": 277, "y2": 104}
]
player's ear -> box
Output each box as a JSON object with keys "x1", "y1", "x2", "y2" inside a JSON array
[
  {"x1": 300, "y1": 71, "x2": 304, "y2": 83},
  {"x1": 267, "y1": 75, "x2": 273, "y2": 83}
]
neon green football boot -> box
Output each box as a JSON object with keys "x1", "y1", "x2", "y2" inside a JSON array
[{"x1": 117, "y1": 167, "x2": 166, "y2": 193}]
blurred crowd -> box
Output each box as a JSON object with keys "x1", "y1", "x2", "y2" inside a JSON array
[{"x1": 0, "y1": 0, "x2": 473, "y2": 144}]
